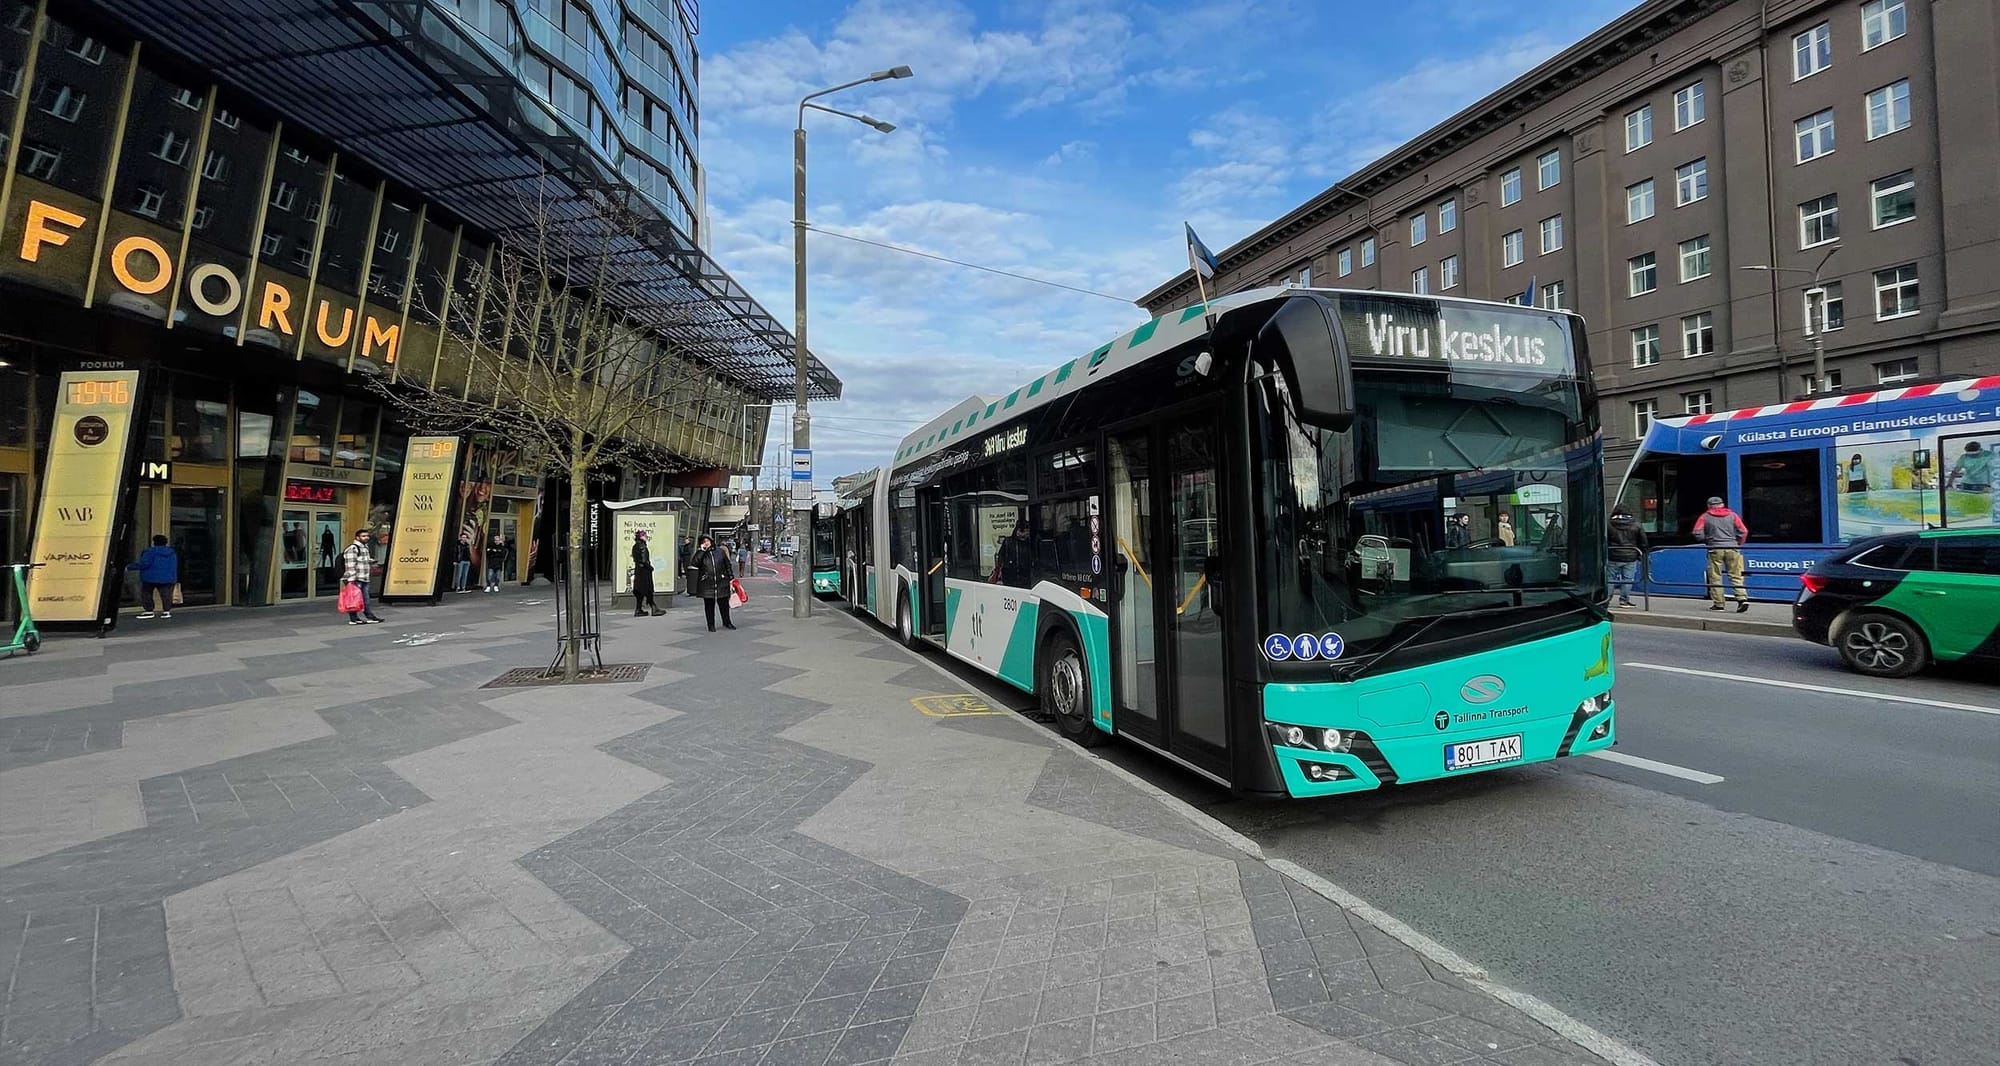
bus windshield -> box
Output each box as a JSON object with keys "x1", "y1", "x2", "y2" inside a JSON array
[
  {"x1": 814, "y1": 523, "x2": 838, "y2": 567},
  {"x1": 1255, "y1": 357, "x2": 1603, "y2": 665}
]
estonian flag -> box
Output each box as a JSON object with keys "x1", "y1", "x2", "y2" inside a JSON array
[{"x1": 1185, "y1": 223, "x2": 1218, "y2": 280}]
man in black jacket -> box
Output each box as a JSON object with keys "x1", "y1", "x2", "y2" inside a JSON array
[
  {"x1": 1607, "y1": 509, "x2": 1648, "y2": 607},
  {"x1": 631, "y1": 531, "x2": 662, "y2": 616}
]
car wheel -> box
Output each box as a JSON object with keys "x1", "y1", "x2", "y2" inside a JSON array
[
  {"x1": 1041, "y1": 630, "x2": 1104, "y2": 747},
  {"x1": 1837, "y1": 613, "x2": 1928, "y2": 678}
]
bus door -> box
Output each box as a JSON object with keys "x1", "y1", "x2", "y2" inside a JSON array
[
  {"x1": 1163, "y1": 419, "x2": 1230, "y2": 776},
  {"x1": 1107, "y1": 429, "x2": 1161, "y2": 744},
  {"x1": 920, "y1": 487, "x2": 948, "y2": 637}
]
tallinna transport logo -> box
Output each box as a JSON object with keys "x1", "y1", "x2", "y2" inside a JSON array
[
  {"x1": 1460, "y1": 675, "x2": 1506, "y2": 704},
  {"x1": 1433, "y1": 709, "x2": 1451, "y2": 731}
]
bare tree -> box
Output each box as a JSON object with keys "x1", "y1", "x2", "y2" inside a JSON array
[{"x1": 368, "y1": 182, "x2": 729, "y2": 678}]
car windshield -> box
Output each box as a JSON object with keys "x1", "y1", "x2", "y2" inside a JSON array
[{"x1": 1255, "y1": 361, "x2": 1604, "y2": 664}]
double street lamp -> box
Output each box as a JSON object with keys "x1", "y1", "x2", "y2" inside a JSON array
[
  {"x1": 792, "y1": 65, "x2": 912, "y2": 617},
  {"x1": 1742, "y1": 244, "x2": 1839, "y2": 398}
]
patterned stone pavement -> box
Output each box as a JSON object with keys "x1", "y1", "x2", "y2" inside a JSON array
[{"x1": 0, "y1": 583, "x2": 1615, "y2": 1066}]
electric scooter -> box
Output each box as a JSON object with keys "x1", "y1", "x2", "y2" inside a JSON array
[{"x1": 3, "y1": 562, "x2": 43, "y2": 656}]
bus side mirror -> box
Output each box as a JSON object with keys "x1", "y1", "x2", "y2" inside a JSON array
[{"x1": 1256, "y1": 296, "x2": 1354, "y2": 432}]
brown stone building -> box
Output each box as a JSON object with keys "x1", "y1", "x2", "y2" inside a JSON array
[{"x1": 1139, "y1": 0, "x2": 1999, "y2": 480}]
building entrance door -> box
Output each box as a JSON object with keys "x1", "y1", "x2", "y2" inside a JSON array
[{"x1": 168, "y1": 488, "x2": 224, "y2": 607}]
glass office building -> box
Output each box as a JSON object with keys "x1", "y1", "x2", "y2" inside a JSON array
[{"x1": 0, "y1": 0, "x2": 832, "y2": 615}]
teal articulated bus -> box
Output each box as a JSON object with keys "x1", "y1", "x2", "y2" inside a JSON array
[
  {"x1": 859, "y1": 287, "x2": 1615, "y2": 798},
  {"x1": 810, "y1": 502, "x2": 843, "y2": 597}
]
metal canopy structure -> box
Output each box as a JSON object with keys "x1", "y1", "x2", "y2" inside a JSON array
[{"x1": 83, "y1": 0, "x2": 839, "y2": 401}]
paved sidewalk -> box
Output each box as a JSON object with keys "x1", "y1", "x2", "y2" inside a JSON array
[
  {"x1": 1610, "y1": 595, "x2": 1792, "y2": 636},
  {"x1": 1, "y1": 580, "x2": 1618, "y2": 1066}
]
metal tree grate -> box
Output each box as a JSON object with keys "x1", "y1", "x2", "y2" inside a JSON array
[{"x1": 482, "y1": 664, "x2": 651, "y2": 688}]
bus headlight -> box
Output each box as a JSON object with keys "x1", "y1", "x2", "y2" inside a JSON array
[
  {"x1": 1267, "y1": 722, "x2": 1366, "y2": 754},
  {"x1": 1283, "y1": 725, "x2": 1306, "y2": 747},
  {"x1": 1321, "y1": 729, "x2": 1351, "y2": 753},
  {"x1": 1575, "y1": 692, "x2": 1612, "y2": 716}
]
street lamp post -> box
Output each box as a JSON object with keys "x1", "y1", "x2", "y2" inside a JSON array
[
  {"x1": 1743, "y1": 245, "x2": 1839, "y2": 397},
  {"x1": 793, "y1": 65, "x2": 911, "y2": 618}
]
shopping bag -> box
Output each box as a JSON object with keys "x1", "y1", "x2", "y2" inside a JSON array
[
  {"x1": 170, "y1": 583, "x2": 184, "y2": 606},
  {"x1": 336, "y1": 583, "x2": 365, "y2": 613},
  {"x1": 728, "y1": 578, "x2": 748, "y2": 609}
]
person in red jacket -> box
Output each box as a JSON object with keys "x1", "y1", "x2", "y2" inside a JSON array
[{"x1": 1692, "y1": 496, "x2": 1751, "y2": 612}]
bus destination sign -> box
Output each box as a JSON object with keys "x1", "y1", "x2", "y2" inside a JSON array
[{"x1": 1334, "y1": 295, "x2": 1573, "y2": 376}]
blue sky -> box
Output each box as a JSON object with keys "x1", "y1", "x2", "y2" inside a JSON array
[{"x1": 698, "y1": 0, "x2": 1638, "y2": 483}]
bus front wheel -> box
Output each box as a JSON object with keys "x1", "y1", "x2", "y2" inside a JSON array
[
  {"x1": 1042, "y1": 631, "x2": 1103, "y2": 747},
  {"x1": 897, "y1": 591, "x2": 919, "y2": 649}
]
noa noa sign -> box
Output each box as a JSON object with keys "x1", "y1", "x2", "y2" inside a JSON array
[{"x1": 16, "y1": 199, "x2": 403, "y2": 363}]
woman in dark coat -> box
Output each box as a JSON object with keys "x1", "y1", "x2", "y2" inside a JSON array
[
  {"x1": 631, "y1": 531, "x2": 661, "y2": 616},
  {"x1": 691, "y1": 534, "x2": 736, "y2": 631}
]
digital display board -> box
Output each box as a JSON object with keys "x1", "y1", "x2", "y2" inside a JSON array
[
  {"x1": 29, "y1": 370, "x2": 142, "y2": 622},
  {"x1": 384, "y1": 436, "x2": 459, "y2": 597},
  {"x1": 1334, "y1": 294, "x2": 1574, "y2": 376}
]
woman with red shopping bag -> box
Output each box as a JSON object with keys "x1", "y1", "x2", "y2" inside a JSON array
[{"x1": 691, "y1": 534, "x2": 737, "y2": 632}]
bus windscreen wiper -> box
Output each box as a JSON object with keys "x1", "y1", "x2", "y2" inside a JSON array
[{"x1": 1331, "y1": 603, "x2": 1522, "y2": 682}]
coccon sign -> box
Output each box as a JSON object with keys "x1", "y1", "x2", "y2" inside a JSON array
[{"x1": 17, "y1": 199, "x2": 402, "y2": 363}]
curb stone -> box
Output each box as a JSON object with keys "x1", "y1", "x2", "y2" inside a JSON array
[{"x1": 828, "y1": 604, "x2": 1666, "y2": 1066}]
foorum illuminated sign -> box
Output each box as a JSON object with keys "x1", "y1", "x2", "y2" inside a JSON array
[{"x1": 17, "y1": 200, "x2": 401, "y2": 362}]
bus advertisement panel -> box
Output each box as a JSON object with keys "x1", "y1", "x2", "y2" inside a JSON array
[{"x1": 1621, "y1": 375, "x2": 2000, "y2": 599}]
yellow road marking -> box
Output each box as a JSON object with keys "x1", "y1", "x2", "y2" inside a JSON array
[{"x1": 912, "y1": 693, "x2": 1003, "y2": 718}]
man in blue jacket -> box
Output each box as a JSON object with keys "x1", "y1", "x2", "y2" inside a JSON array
[{"x1": 129, "y1": 535, "x2": 179, "y2": 619}]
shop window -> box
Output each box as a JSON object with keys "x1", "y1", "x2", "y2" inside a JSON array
[{"x1": 169, "y1": 372, "x2": 231, "y2": 464}]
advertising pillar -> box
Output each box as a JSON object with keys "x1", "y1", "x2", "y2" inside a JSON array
[
  {"x1": 383, "y1": 435, "x2": 463, "y2": 602},
  {"x1": 27, "y1": 369, "x2": 144, "y2": 627}
]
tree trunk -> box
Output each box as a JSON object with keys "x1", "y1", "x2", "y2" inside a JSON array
[{"x1": 563, "y1": 433, "x2": 589, "y2": 681}]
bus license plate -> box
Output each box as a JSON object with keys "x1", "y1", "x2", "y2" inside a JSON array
[{"x1": 1446, "y1": 734, "x2": 1522, "y2": 771}]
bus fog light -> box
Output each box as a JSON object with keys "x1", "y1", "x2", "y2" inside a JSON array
[
  {"x1": 1589, "y1": 720, "x2": 1611, "y2": 740},
  {"x1": 1283, "y1": 726, "x2": 1306, "y2": 747},
  {"x1": 1305, "y1": 763, "x2": 1344, "y2": 782}
]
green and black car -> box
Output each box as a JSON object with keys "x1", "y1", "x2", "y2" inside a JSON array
[{"x1": 1793, "y1": 528, "x2": 2000, "y2": 679}]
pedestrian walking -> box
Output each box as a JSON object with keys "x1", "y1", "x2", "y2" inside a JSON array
[
  {"x1": 735, "y1": 538, "x2": 753, "y2": 579},
  {"x1": 452, "y1": 534, "x2": 473, "y2": 593},
  {"x1": 128, "y1": 534, "x2": 179, "y2": 619},
  {"x1": 484, "y1": 533, "x2": 510, "y2": 592},
  {"x1": 631, "y1": 530, "x2": 662, "y2": 617},
  {"x1": 341, "y1": 529, "x2": 383, "y2": 624},
  {"x1": 1692, "y1": 496, "x2": 1751, "y2": 612},
  {"x1": 1607, "y1": 508, "x2": 1648, "y2": 607},
  {"x1": 677, "y1": 536, "x2": 694, "y2": 595},
  {"x1": 691, "y1": 534, "x2": 736, "y2": 631}
]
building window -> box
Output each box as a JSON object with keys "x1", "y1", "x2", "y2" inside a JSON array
[
  {"x1": 1629, "y1": 252, "x2": 1658, "y2": 296},
  {"x1": 377, "y1": 229, "x2": 401, "y2": 254},
  {"x1": 1539, "y1": 215, "x2": 1563, "y2": 254},
  {"x1": 38, "y1": 82, "x2": 83, "y2": 122},
  {"x1": 1625, "y1": 105, "x2": 1653, "y2": 152},
  {"x1": 1537, "y1": 148, "x2": 1561, "y2": 190},
  {"x1": 1409, "y1": 213, "x2": 1427, "y2": 246},
  {"x1": 270, "y1": 180, "x2": 298, "y2": 212},
  {"x1": 1674, "y1": 81, "x2": 1705, "y2": 130},
  {"x1": 1803, "y1": 369, "x2": 1845, "y2": 395},
  {"x1": 1683, "y1": 390, "x2": 1714, "y2": 415},
  {"x1": 260, "y1": 232, "x2": 283, "y2": 258},
  {"x1": 1795, "y1": 109, "x2": 1836, "y2": 162},
  {"x1": 213, "y1": 108, "x2": 239, "y2": 130},
  {"x1": 66, "y1": 35, "x2": 106, "y2": 64},
  {"x1": 1500, "y1": 167, "x2": 1521, "y2": 206},
  {"x1": 1867, "y1": 170, "x2": 1916, "y2": 230},
  {"x1": 1799, "y1": 194, "x2": 1839, "y2": 248},
  {"x1": 1337, "y1": 248, "x2": 1352, "y2": 276},
  {"x1": 1794, "y1": 22, "x2": 1832, "y2": 79},
  {"x1": 1875, "y1": 357, "x2": 1918, "y2": 384},
  {"x1": 1866, "y1": 80, "x2": 1911, "y2": 139},
  {"x1": 1626, "y1": 179, "x2": 1656, "y2": 223},
  {"x1": 200, "y1": 149, "x2": 228, "y2": 183},
  {"x1": 1807, "y1": 282, "x2": 1846, "y2": 334},
  {"x1": 1360, "y1": 237, "x2": 1376, "y2": 266},
  {"x1": 190, "y1": 205, "x2": 213, "y2": 231},
  {"x1": 1679, "y1": 235, "x2": 1712, "y2": 282},
  {"x1": 1682, "y1": 311, "x2": 1716, "y2": 357},
  {"x1": 1862, "y1": 0, "x2": 1906, "y2": 50},
  {"x1": 1411, "y1": 266, "x2": 1430, "y2": 294},
  {"x1": 1631, "y1": 325, "x2": 1661, "y2": 367},
  {"x1": 1440, "y1": 255, "x2": 1460, "y2": 290},
  {"x1": 1541, "y1": 280, "x2": 1566, "y2": 310},
  {"x1": 171, "y1": 86, "x2": 202, "y2": 110},
  {"x1": 282, "y1": 146, "x2": 311, "y2": 164},
  {"x1": 1297, "y1": 264, "x2": 1311, "y2": 287},
  {"x1": 1874, "y1": 264, "x2": 1919, "y2": 319},
  {"x1": 22, "y1": 143, "x2": 59, "y2": 180},
  {"x1": 290, "y1": 244, "x2": 314, "y2": 271},
  {"x1": 153, "y1": 129, "x2": 190, "y2": 166},
  {"x1": 1675, "y1": 158, "x2": 1708, "y2": 205},
  {"x1": 1502, "y1": 230, "x2": 1525, "y2": 267},
  {"x1": 1633, "y1": 399, "x2": 1659, "y2": 436},
  {"x1": 131, "y1": 185, "x2": 164, "y2": 220},
  {"x1": 1439, "y1": 198, "x2": 1457, "y2": 233}
]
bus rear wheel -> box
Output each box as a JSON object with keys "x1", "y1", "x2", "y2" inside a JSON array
[{"x1": 1042, "y1": 631, "x2": 1103, "y2": 747}]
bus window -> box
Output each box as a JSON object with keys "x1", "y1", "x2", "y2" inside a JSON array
[{"x1": 1740, "y1": 449, "x2": 1821, "y2": 543}]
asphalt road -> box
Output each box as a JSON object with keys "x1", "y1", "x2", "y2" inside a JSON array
[{"x1": 840, "y1": 600, "x2": 2000, "y2": 1066}]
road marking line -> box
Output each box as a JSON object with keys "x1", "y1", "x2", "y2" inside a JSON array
[
  {"x1": 1623, "y1": 662, "x2": 2000, "y2": 716},
  {"x1": 1587, "y1": 749, "x2": 1725, "y2": 784}
]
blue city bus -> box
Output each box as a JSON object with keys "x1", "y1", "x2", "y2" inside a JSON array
[
  {"x1": 1616, "y1": 373, "x2": 2000, "y2": 601},
  {"x1": 857, "y1": 288, "x2": 1616, "y2": 798}
]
